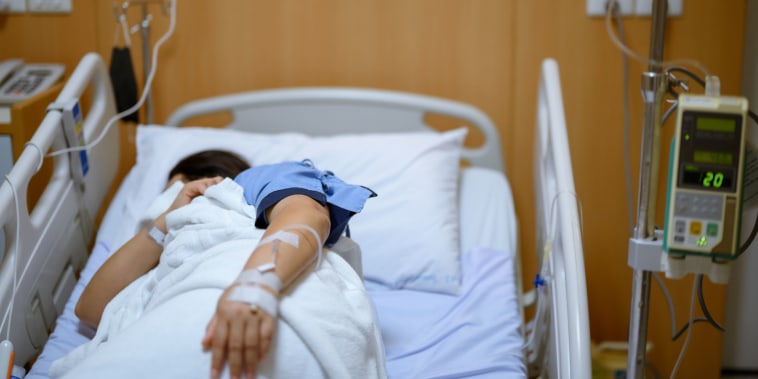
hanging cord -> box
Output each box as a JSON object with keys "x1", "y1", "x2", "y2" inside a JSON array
[
  {"x1": 47, "y1": 0, "x2": 177, "y2": 158},
  {"x1": 737, "y1": 110, "x2": 758, "y2": 254},
  {"x1": 653, "y1": 272, "x2": 725, "y2": 343},
  {"x1": 609, "y1": 0, "x2": 635, "y2": 234},
  {"x1": 669, "y1": 275, "x2": 698, "y2": 379},
  {"x1": 113, "y1": 3, "x2": 132, "y2": 47},
  {"x1": 695, "y1": 274, "x2": 725, "y2": 332},
  {"x1": 660, "y1": 66, "x2": 706, "y2": 125},
  {"x1": 605, "y1": 0, "x2": 711, "y2": 76}
]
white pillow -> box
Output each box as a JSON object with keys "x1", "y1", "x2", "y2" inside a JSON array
[{"x1": 130, "y1": 125, "x2": 467, "y2": 294}]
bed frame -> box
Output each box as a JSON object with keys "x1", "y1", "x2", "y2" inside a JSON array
[
  {"x1": 0, "y1": 54, "x2": 119, "y2": 367},
  {"x1": 0, "y1": 52, "x2": 590, "y2": 377},
  {"x1": 526, "y1": 59, "x2": 591, "y2": 377}
]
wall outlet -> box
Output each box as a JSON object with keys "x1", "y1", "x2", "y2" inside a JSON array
[
  {"x1": 28, "y1": 0, "x2": 72, "y2": 13},
  {"x1": 587, "y1": 0, "x2": 634, "y2": 17},
  {"x1": 635, "y1": 0, "x2": 683, "y2": 16},
  {"x1": 0, "y1": 0, "x2": 26, "y2": 13}
]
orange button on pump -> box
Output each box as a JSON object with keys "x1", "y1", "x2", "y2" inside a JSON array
[{"x1": 689, "y1": 221, "x2": 702, "y2": 235}]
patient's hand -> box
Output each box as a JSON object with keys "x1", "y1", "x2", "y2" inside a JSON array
[
  {"x1": 154, "y1": 177, "x2": 223, "y2": 231},
  {"x1": 168, "y1": 176, "x2": 223, "y2": 212},
  {"x1": 202, "y1": 287, "x2": 276, "y2": 379}
]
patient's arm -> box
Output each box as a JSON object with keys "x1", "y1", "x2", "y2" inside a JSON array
[
  {"x1": 202, "y1": 194, "x2": 331, "y2": 379},
  {"x1": 75, "y1": 177, "x2": 222, "y2": 328}
]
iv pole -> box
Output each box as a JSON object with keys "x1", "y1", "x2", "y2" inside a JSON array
[{"x1": 627, "y1": 0, "x2": 668, "y2": 377}]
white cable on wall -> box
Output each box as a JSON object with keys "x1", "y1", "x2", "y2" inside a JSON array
[{"x1": 605, "y1": 0, "x2": 711, "y2": 76}]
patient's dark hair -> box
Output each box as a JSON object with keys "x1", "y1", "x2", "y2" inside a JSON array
[{"x1": 168, "y1": 150, "x2": 250, "y2": 181}]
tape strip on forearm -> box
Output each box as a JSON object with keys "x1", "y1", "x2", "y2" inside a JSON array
[{"x1": 227, "y1": 225, "x2": 323, "y2": 316}]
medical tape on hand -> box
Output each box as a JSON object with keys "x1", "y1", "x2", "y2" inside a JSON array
[
  {"x1": 227, "y1": 285, "x2": 279, "y2": 317},
  {"x1": 234, "y1": 269, "x2": 282, "y2": 293},
  {"x1": 226, "y1": 229, "x2": 299, "y2": 315}
]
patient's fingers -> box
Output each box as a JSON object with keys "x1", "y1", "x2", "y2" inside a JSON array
[
  {"x1": 244, "y1": 313, "x2": 260, "y2": 377},
  {"x1": 209, "y1": 316, "x2": 229, "y2": 379},
  {"x1": 228, "y1": 313, "x2": 247, "y2": 379},
  {"x1": 169, "y1": 176, "x2": 223, "y2": 211},
  {"x1": 202, "y1": 315, "x2": 218, "y2": 349},
  {"x1": 259, "y1": 313, "x2": 275, "y2": 361}
]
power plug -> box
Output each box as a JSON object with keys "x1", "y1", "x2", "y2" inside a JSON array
[{"x1": 587, "y1": 0, "x2": 634, "y2": 17}]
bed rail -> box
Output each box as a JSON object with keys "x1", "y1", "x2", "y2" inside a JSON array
[
  {"x1": 166, "y1": 87, "x2": 504, "y2": 172},
  {"x1": 0, "y1": 52, "x2": 119, "y2": 366},
  {"x1": 527, "y1": 58, "x2": 591, "y2": 378}
]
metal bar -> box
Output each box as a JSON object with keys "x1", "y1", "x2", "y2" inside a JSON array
[
  {"x1": 140, "y1": 3, "x2": 153, "y2": 124},
  {"x1": 627, "y1": 0, "x2": 668, "y2": 378}
]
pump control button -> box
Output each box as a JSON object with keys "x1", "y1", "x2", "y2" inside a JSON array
[{"x1": 689, "y1": 221, "x2": 702, "y2": 235}]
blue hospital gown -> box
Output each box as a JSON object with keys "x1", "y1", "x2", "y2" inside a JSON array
[{"x1": 234, "y1": 160, "x2": 376, "y2": 246}]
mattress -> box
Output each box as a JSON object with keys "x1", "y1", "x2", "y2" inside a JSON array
[{"x1": 27, "y1": 165, "x2": 523, "y2": 378}]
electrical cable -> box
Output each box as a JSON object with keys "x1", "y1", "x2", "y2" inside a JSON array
[
  {"x1": 696, "y1": 274, "x2": 725, "y2": 332},
  {"x1": 605, "y1": 0, "x2": 712, "y2": 76},
  {"x1": 741, "y1": 210, "x2": 758, "y2": 254},
  {"x1": 660, "y1": 65, "x2": 708, "y2": 125},
  {"x1": 610, "y1": 0, "x2": 635, "y2": 234},
  {"x1": 661, "y1": 102, "x2": 678, "y2": 125},
  {"x1": 738, "y1": 109, "x2": 758, "y2": 254},
  {"x1": 669, "y1": 275, "x2": 698, "y2": 379},
  {"x1": 47, "y1": 0, "x2": 177, "y2": 158},
  {"x1": 655, "y1": 271, "x2": 725, "y2": 342},
  {"x1": 666, "y1": 66, "x2": 707, "y2": 88},
  {"x1": 671, "y1": 317, "x2": 711, "y2": 341},
  {"x1": 659, "y1": 274, "x2": 726, "y2": 341},
  {"x1": 652, "y1": 272, "x2": 678, "y2": 337}
]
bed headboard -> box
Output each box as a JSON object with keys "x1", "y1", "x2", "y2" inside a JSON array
[
  {"x1": 527, "y1": 58, "x2": 591, "y2": 378},
  {"x1": 166, "y1": 87, "x2": 504, "y2": 172},
  {"x1": 0, "y1": 53, "x2": 119, "y2": 365}
]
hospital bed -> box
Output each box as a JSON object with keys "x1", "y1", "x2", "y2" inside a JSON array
[{"x1": 0, "y1": 52, "x2": 590, "y2": 378}]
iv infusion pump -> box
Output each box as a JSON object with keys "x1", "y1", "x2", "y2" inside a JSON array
[{"x1": 664, "y1": 94, "x2": 748, "y2": 259}]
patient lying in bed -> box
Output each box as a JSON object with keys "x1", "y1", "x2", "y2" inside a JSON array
[{"x1": 49, "y1": 151, "x2": 386, "y2": 379}]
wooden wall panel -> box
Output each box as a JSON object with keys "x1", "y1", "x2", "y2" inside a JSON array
[
  {"x1": 0, "y1": 2, "x2": 99, "y2": 74},
  {"x1": 0, "y1": 0, "x2": 748, "y2": 377},
  {"x1": 94, "y1": 1, "x2": 514, "y2": 141}
]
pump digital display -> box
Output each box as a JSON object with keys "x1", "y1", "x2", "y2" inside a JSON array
[
  {"x1": 693, "y1": 150, "x2": 734, "y2": 165},
  {"x1": 677, "y1": 111, "x2": 742, "y2": 193},
  {"x1": 681, "y1": 165, "x2": 733, "y2": 189},
  {"x1": 696, "y1": 117, "x2": 737, "y2": 133}
]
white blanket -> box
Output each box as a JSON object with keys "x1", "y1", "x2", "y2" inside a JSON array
[{"x1": 49, "y1": 179, "x2": 387, "y2": 379}]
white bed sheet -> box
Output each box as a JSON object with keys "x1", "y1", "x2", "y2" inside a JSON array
[{"x1": 27, "y1": 166, "x2": 523, "y2": 378}]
